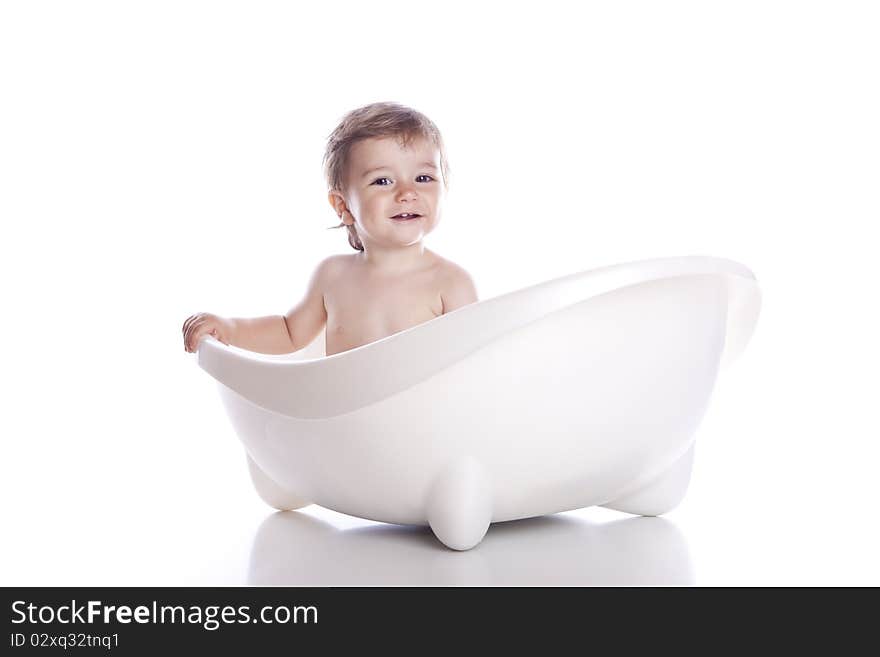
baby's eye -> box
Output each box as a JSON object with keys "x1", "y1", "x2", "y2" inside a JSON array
[
  {"x1": 416, "y1": 175, "x2": 435, "y2": 183},
  {"x1": 371, "y1": 177, "x2": 392, "y2": 186}
]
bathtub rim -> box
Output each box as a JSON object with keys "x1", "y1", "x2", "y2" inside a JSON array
[{"x1": 197, "y1": 254, "x2": 760, "y2": 419}]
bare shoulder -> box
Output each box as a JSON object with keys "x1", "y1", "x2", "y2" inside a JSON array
[
  {"x1": 439, "y1": 257, "x2": 476, "y2": 288},
  {"x1": 430, "y1": 253, "x2": 479, "y2": 312},
  {"x1": 313, "y1": 253, "x2": 356, "y2": 285},
  {"x1": 319, "y1": 253, "x2": 358, "y2": 272}
]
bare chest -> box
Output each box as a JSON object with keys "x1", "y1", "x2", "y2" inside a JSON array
[{"x1": 324, "y1": 275, "x2": 443, "y2": 353}]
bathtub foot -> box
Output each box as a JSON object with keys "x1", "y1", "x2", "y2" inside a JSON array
[
  {"x1": 247, "y1": 454, "x2": 310, "y2": 511},
  {"x1": 427, "y1": 458, "x2": 493, "y2": 551},
  {"x1": 601, "y1": 444, "x2": 695, "y2": 516}
]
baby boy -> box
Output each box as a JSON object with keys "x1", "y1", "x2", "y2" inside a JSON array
[{"x1": 182, "y1": 102, "x2": 478, "y2": 356}]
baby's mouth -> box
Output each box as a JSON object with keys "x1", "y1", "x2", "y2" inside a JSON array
[{"x1": 390, "y1": 213, "x2": 422, "y2": 221}]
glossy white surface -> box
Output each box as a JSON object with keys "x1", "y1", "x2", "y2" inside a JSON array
[
  {"x1": 196, "y1": 257, "x2": 760, "y2": 549},
  {"x1": 248, "y1": 513, "x2": 695, "y2": 586}
]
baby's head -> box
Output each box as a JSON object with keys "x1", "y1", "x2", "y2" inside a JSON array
[{"x1": 323, "y1": 102, "x2": 450, "y2": 252}]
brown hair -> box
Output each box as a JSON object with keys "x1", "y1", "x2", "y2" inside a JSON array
[{"x1": 323, "y1": 101, "x2": 451, "y2": 251}]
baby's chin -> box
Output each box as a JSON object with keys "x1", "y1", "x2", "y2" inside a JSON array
[{"x1": 374, "y1": 232, "x2": 433, "y2": 249}]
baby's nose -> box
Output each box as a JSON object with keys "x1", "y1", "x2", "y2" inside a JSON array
[{"x1": 396, "y1": 184, "x2": 418, "y2": 201}]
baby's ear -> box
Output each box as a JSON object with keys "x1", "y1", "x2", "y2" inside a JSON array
[
  {"x1": 327, "y1": 190, "x2": 345, "y2": 216},
  {"x1": 328, "y1": 191, "x2": 355, "y2": 225}
]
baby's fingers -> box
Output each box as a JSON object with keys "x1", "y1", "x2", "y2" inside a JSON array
[
  {"x1": 185, "y1": 318, "x2": 210, "y2": 352},
  {"x1": 182, "y1": 313, "x2": 202, "y2": 340},
  {"x1": 182, "y1": 313, "x2": 197, "y2": 334},
  {"x1": 211, "y1": 328, "x2": 230, "y2": 346}
]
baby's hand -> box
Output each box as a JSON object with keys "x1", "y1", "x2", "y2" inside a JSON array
[{"x1": 182, "y1": 313, "x2": 233, "y2": 353}]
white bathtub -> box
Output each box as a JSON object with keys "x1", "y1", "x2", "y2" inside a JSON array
[{"x1": 197, "y1": 255, "x2": 761, "y2": 550}]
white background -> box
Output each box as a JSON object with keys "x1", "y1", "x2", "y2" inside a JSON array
[{"x1": 1, "y1": 1, "x2": 878, "y2": 586}]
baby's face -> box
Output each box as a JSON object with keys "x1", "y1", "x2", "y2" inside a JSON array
[{"x1": 338, "y1": 136, "x2": 444, "y2": 250}]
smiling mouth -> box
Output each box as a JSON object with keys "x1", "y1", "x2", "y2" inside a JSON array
[{"x1": 391, "y1": 213, "x2": 422, "y2": 221}]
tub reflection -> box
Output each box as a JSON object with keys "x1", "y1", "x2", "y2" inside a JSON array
[{"x1": 248, "y1": 510, "x2": 694, "y2": 586}]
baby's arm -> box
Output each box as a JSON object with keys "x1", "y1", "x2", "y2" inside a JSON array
[
  {"x1": 183, "y1": 259, "x2": 329, "y2": 354},
  {"x1": 440, "y1": 263, "x2": 479, "y2": 314}
]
